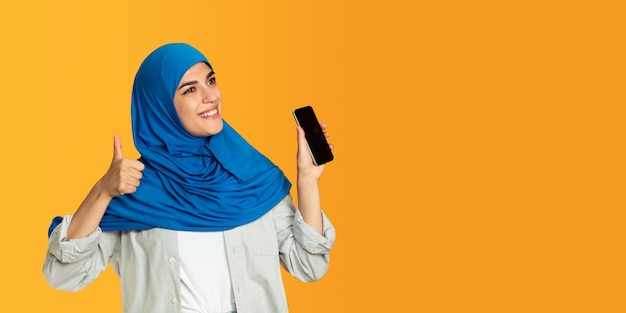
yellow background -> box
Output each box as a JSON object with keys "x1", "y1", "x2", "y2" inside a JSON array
[{"x1": 1, "y1": 0, "x2": 624, "y2": 312}]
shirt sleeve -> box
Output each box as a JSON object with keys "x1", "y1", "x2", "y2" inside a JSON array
[
  {"x1": 273, "y1": 195, "x2": 336, "y2": 282},
  {"x1": 291, "y1": 209, "x2": 336, "y2": 254},
  {"x1": 42, "y1": 215, "x2": 120, "y2": 292}
]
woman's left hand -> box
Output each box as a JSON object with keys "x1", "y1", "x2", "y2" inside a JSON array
[{"x1": 296, "y1": 123, "x2": 333, "y2": 180}]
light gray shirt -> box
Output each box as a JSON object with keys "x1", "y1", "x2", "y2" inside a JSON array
[{"x1": 43, "y1": 195, "x2": 335, "y2": 313}]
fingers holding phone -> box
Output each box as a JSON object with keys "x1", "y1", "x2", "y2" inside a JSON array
[{"x1": 293, "y1": 106, "x2": 334, "y2": 166}]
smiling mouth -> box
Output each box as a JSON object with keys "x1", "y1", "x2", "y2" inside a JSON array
[{"x1": 199, "y1": 108, "x2": 218, "y2": 118}]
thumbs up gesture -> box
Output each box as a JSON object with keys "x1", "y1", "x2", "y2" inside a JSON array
[{"x1": 100, "y1": 135, "x2": 145, "y2": 198}]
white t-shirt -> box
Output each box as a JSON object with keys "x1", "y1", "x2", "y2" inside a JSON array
[{"x1": 177, "y1": 231, "x2": 235, "y2": 313}]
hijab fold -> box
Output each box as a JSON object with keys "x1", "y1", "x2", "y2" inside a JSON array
[{"x1": 48, "y1": 43, "x2": 291, "y2": 236}]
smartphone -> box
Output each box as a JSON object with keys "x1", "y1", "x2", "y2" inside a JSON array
[{"x1": 293, "y1": 106, "x2": 334, "y2": 165}]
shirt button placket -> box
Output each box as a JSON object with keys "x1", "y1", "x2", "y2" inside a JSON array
[{"x1": 168, "y1": 256, "x2": 178, "y2": 306}]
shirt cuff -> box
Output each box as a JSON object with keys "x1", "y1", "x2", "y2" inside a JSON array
[
  {"x1": 292, "y1": 209, "x2": 336, "y2": 254},
  {"x1": 48, "y1": 215, "x2": 102, "y2": 263}
]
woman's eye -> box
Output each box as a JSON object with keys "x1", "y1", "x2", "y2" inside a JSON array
[
  {"x1": 182, "y1": 87, "x2": 196, "y2": 94},
  {"x1": 208, "y1": 77, "x2": 216, "y2": 85}
]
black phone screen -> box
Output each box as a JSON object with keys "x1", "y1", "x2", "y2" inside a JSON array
[{"x1": 293, "y1": 106, "x2": 334, "y2": 165}]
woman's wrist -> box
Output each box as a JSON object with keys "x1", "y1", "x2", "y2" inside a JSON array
[{"x1": 297, "y1": 175, "x2": 319, "y2": 185}]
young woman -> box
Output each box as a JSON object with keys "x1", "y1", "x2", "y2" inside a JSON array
[{"x1": 43, "y1": 43, "x2": 336, "y2": 313}]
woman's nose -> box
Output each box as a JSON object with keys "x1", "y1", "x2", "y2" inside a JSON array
[{"x1": 201, "y1": 87, "x2": 217, "y2": 103}]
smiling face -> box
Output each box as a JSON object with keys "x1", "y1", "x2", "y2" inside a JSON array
[{"x1": 173, "y1": 62, "x2": 223, "y2": 137}]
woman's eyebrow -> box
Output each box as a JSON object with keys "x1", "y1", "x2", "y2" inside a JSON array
[
  {"x1": 177, "y1": 71, "x2": 215, "y2": 90},
  {"x1": 178, "y1": 80, "x2": 197, "y2": 90}
]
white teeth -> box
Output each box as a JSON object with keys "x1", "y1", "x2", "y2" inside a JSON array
[{"x1": 199, "y1": 109, "x2": 218, "y2": 118}]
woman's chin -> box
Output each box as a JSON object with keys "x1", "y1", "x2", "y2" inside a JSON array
[{"x1": 207, "y1": 120, "x2": 224, "y2": 136}]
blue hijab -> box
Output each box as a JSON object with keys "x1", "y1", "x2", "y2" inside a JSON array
[{"x1": 48, "y1": 43, "x2": 291, "y2": 236}]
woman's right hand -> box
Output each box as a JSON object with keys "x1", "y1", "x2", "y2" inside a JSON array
[
  {"x1": 67, "y1": 136, "x2": 144, "y2": 239},
  {"x1": 98, "y1": 135, "x2": 145, "y2": 198}
]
